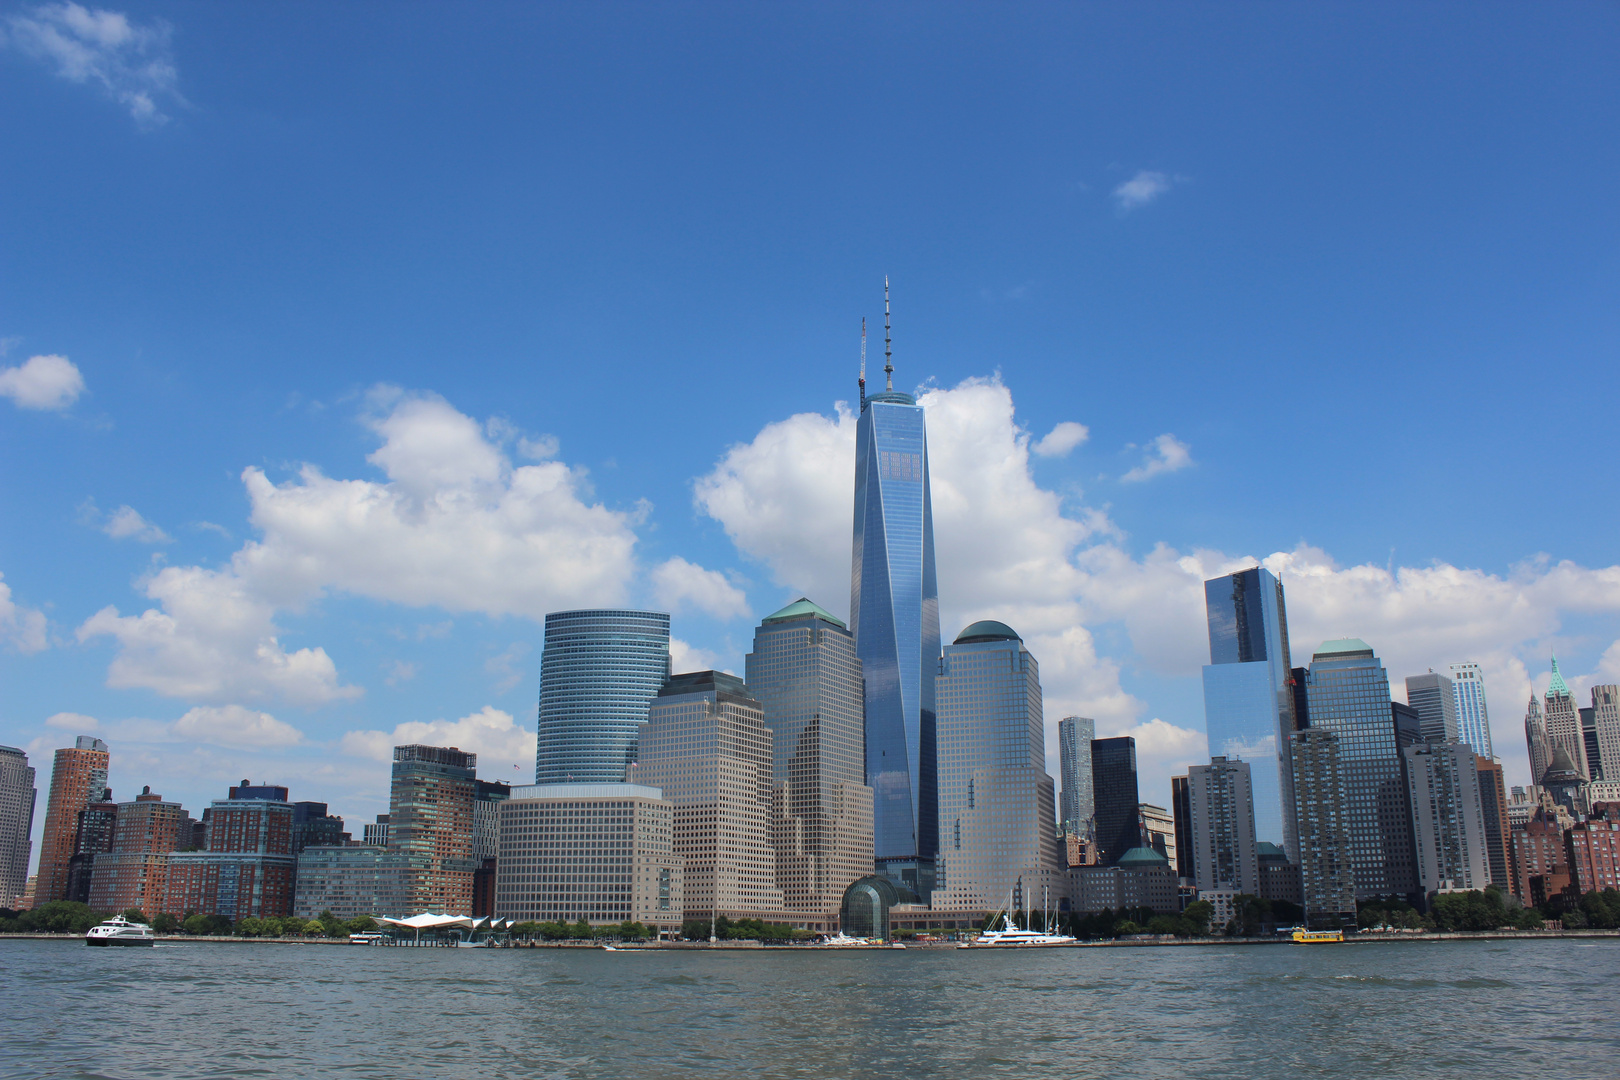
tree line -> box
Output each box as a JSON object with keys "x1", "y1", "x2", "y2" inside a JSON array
[{"x1": 0, "y1": 902, "x2": 379, "y2": 938}]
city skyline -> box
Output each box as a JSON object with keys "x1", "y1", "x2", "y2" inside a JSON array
[{"x1": 4, "y1": 4, "x2": 1620, "y2": 864}]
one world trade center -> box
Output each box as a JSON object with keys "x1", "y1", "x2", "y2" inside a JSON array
[{"x1": 850, "y1": 282, "x2": 941, "y2": 899}]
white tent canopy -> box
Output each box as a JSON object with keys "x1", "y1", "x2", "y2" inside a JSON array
[{"x1": 374, "y1": 914, "x2": 515, "y2": 931}]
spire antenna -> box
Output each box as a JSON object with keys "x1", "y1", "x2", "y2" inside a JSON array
[
  {"x1": 859, "y1": 317, "x2": 867, "y2": 410},
  {"x1": 883, "y1": 275, "x2": 894, "y2": 392}
]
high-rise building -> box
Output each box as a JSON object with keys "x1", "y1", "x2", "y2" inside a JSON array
[
  {"x1": 933, "y1": 622, "x2": 1062, "y2": 913},
  {"x1": 1057, "y1": 717, "x2": 1095, "y2": 838},
  {"x1": 744, "y1": 598, "x2": 873, "y2": 923},
  {"x1": 1594, "y1": 686, "x2": 1620, "y2": 785},
  {"x1": 0, "y1": 746, "x2": 36, "y2": 907},
  {"x1": 1288, "y1": 729, "x2": 1357, "y2": 929},
  {"x1": 65, "y1": 793, "x2": 117, "y2": 905},
  {"x1": 165, "y1": 782, "x2": 297, "y2": 920},
  {"x1": 1201, "y1": 568, "x2": 1299, "y2": 860},
  {"x1": 1542, "y1": 657, "x2": 1590, "y2": 780},
  {"x1": 473, "y1": 780, "x2": 511, "y2": 861},
  {"x1": 33, "y1": 736, "x2": 110, "y2": 907},
  {"x1": 362, "y1": 815, "x2": 390, "y2": 847},
  {"x1": 1539, "y1": 746, "x2": 1586, "y2": 817},
  {"x1": 1187, "y1": 757, "x2": 1259, "y2": 896},
  {"x1": 1449, "y1": 663, "x2": 1493, "y2": 759},
  {"x1": 535, "y1": 609, "x2": 671, "y2": 785},
  {"x1": 1405, "y1": 672, "x2": 1460, "y2": 744},
  {"x1": 850, "y1": 290, "x2": 941, "y2": 892},
  {"x1": 88, "y1": 786, "x2": 190, "y2": 916},
  {"x1": 1304, "y1": 639, "x2": 1418, "y2": 900},
  {"x1": 1581, "y1": 707, "x2": 1603, "y2": 783},
  {"x1": 1138, "y1": 803, "x2": 1177, "y2": 869},
  {"x1": 494, "y1": 782, "x2": 684, "y2": 933},
  {"x1": 1391, "y1": 702, "x2": 1423, "y2": 750},
  {"x1": 627, "y1": 672, "x2": 784, "y2": 920},
  {"x1": 291, "y1": 801, "x2": 346, "y2": 853},
  {"x1": 390, "y1": 745, "x2": 478, "y2": 914},
  {"x1": 1090, "y1": 737, "x2": 1140, "y2": 865},
  {"x1": 1525, "y1": 695, "x2": 1551, "y2": 785},
  {"x1": 1169, "y1": 775, "x2": 1195, "y2": 881},
  {"x1": 1566, "y1": 808, "x2": 1620, "y2": 894},
  {"x1": 1403, "y1": 743, "x2": 1491, "y2": 895},
  {"x1": 1474, "y1": 756, "x2": 1514, "y2": 892}
]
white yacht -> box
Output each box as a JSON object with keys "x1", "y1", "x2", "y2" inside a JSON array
[
  {"x1": 960, "y1": 911, "x2": 1077, "y2": 948},
  {"x1": 85, "y1": 915, "x2": 157, "y2": 947},
  {"x1": 820, "y1": 932, "x2": 869, "y2": 947}
]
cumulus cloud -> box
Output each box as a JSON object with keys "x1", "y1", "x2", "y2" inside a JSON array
[
  {"x1": 3, "y1": 3, "x2": 182, "y2": 126},
  {"x1": 79, "y1": 500, "x2": 172, "y2": 543},
  {"x1": 650, "y1": 557, "x2": 750, "y2": 620},
  {"x1": 1112, "y1": 170, "x2": 1174, "y2": 211},
  {"x1": 171, "y1": 704, "x2": 304, "y2": 748},
  {"x1": 1121, "y1": 433, "x2": 1193, "y2": 482},
  {"x1": 1032, "y1": 421, "x2": 1089, "y2": 458},
  {"x1": 341, "y1": 706, "x2": 535, "y2": 776},
  {"x1": 45, "y1": 711, "x2": 98, "y2": 731},
  {"x1": 0, "y1": 572, "x2": 49, "y2": 654},
  {"x1": 670, "y1": 636, "x2": 723, "y2": 675},
  {"x1": 0, "y1": 354, "x2": 84, "y2": 410}
]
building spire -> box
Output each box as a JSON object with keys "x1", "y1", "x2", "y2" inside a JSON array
[
  {"x1": 883, "y1": 275, "x2": 894, "y2": 392},
  {"x1": 859, "y1": 317, "x2": 867, "y2": 410}
]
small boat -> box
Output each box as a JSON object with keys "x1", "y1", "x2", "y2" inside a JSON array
[
  {"x1": 820, "y1": 932, "x2": 868, "y2": 946},
  {"x1": 1291, "y1": 928, "x2": 1344, "y2": 944},
  {"x1": 961, "y1": 888, "x2": 1077, "y2": 948},
  {"x1": 600, "y1": 944, "x2": 618, "y2": 951},
  {"x1": 349, "y1": 932, "x2": 384, "y2": 944},
  {"x1": 85, "y1": 915, "x2": 156, "y2": 947}
]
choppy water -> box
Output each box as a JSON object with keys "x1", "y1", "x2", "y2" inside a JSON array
[{"x1": 2, "y1": 938, "x2": 1616, "y2": 1079}]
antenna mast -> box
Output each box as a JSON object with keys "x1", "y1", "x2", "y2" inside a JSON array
[
  {"x1": 883, "y1": 275, "x2": 894, "y2": 392},
  {"x1": 859, "y1": 317, "x2": 867, "y2": 411}
]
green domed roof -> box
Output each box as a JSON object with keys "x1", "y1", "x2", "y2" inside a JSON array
[
  {"x1": 762, "y1": 597, "x2": 846, "y2": 629},
  {"x1": 954, "y1": 620, "x2": 1021, "y2": 645},
  {"x1": 1116, "y1": 846, "x2": 1170, "y2": 867},
  {"x1": 1314, "y1": 637, "x2": 1374, "y2": 658}
]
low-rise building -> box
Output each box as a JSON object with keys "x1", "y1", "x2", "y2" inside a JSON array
[
  {"x1": 1566, "y1": 811, "x2": 1620, "y2": 895},
  {"x1": 293, "y1": 846, "x2": 414, "y2": 920},
  {"x1": 165, "y1": 782, "x2": 298, "y2": 920},
  {"x1": 1068, "y1": 847, "x2": 1178, "y2": 916},
  {"x1": 1512, "y1": 808, "x2": 1573, "y2": 907}
]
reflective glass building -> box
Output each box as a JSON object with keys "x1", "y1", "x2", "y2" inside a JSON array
[
  {"x1": 1057, "y1": 716, "x2": 1094, "y2": 837},
  {"x1": 1405, "y1": 672, "x2": 1460, "y2": 743},
  {"x1": 535, "y1": 609, "x2": 671, "y2": 785},
  {"x1": 1090, "y1": 736, "x2": 1140, "y2": 865},
  {"x1": 933, "y1": 622, "x2": 1062, "y2": 912},
  {"x1": 1303, "y1": 638, "x2": 1418, "y2": 900},
  {"x1": 850, "y1": 347, "x2": 940, "y2": 891},
  {"x1": 1201, "y1": 568, "x2": 1299, "y2": 860}
]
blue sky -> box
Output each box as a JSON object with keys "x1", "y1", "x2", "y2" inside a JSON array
[{"x1": 3, "y1": 3, "x2": 1618, "y2": 861}]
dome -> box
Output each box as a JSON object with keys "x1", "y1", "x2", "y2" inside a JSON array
[
  {"x1": 954, "y1": 620, "x2": 1021, "y2": 645},
  {"x1": 761, "y1": 597, "x2": 846, "y2": 629},
  {"x1": 1116, "y1": 846, "x2": 1170, "y2": 867}
]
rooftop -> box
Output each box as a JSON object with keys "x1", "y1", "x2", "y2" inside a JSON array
[
  {"x1": 866, "y1": 390, "x2": 916, "y2": 406},
  {"x1": 1314, "y1": 637, "x2": 1374, "y2": 659},
  {"x1": 761, "y1": 597, "x2": 846, "y2": 629},
  {"x1": 658, "y1": 669, "x2": 752, "y2": 699},
  {"x1": 1116, "y1": 846, "x2": 1170, "y2": 868},
  {"x1": 954, "y1": 620, "x2": 1021, "y2": 645},
  {"x1": 1548, "y1": 656, "x2": 1573, "y2": 698}
]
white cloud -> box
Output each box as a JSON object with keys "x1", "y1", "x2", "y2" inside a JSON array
[
  {"x1": 484, "y1": 643, "x2": 529, "y2": 694},
  {"x1": 384, "y1": 659, "x2": 417, "y2": 687},
  {"x1": 1121, "y1": 433, "x2": 1193, "y2": 482},
  {"x1": 0, "y1": 354, "x2": 84, "y2": 410},
  {"x1": 0, "y1": 572, "x2": 48, "y2": 654},
  {"x1": 171, "y1": 704, "x2": 304, "y2": 749},
  {"x1": 1032, "y1": 421, "x2": 1089, "y2": 458},
  {"x1": 45, "y1": 711, "x2": 98, "y2": 731},
  {"x1": 1112, "y1": 170, "x2": 1174, "y2": 211},
  {"x1": 3, "y1": 3, "x2": 182, "y2": 126},
  {"x1": 670, "y1": 636, "x2": 722, "y2": 675},
  {"x1": 341, "y1": 706, "x2": 535, "y2": 778},
  {"x1": 650, "y1": 557, "x2": 749, "y2": 620},
  {"x1": 100, "y1": 504, "x2": 172, "y2": 543}
]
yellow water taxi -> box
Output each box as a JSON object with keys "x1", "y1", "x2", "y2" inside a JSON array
[{"x1": 1291, "y1": 928, "x2": 1344, "y2": 944}]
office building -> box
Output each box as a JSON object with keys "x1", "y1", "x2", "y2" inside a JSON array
[
  {"x1": 292, "y1": 802, "x2": 346, "y2": 853},
  {"x1": 165, "y1": 782, "x2": 297, "y2": 920},
  {"x1": 1187, "y1": 757, "x2": 1259, "y2": 895},
  {"x1": 744, "y1": 598, "x2": 873, "y2": 922},
  {"x1": 1068, "y1": 847, "x2": 1178, "y2": 916},
  {"x1": 1475, "y1": 756, "x2": 1514, "y2": 892},
  {"x1": 362, "y1": 815, "x2": 390, "y2": 847},
  {"x1": 494, "y1": 782, "x2": 683, "y2": 933},
  {"x1": 1405, "y1": 672, "x2": 1460, "y2": 744},
  {"x1": 1582, "y1": 707, "x2": 1602, "y2": 782},
  {"x1": 1542, "y1": 658, "x2": 1590, "y2": 779},
  {"x1": 933, "y1": 622, "x2": 1062, "y2": 913},
  {"x1": 1057, "y1": 716, "x2": 1095, "y2": 837},
  {"x1": 1594, "y1": 686, "x2": 1620, "y2": 785},
  {"x1": 1169, "y1": 775, "x2": 1195, "y2": 881},
  {"x1": 1512, "y1": 807, "x2": 1573, "y2": 906},
  {"x1": 0, "y1": 746, "x2": 36, "y2": 907},
  {"x1": 1566, "y1": 809, "x2": 1620, "y2": 894},
  {"x1": 65, "y1": 793, "x2": 117, "y2": 905},
  {"x1": 1257, "y1": 842, "x2": 1302, "y2": 907},
  {"x1": 628, "y1": 672, "x2": 784, "y2": 920},
  {"x1": 390, "y1": 745, "x2": 478, "y2": 914},
  {"x1": 87, "y1": 786, "x2": 190, "y2": 916},
  {"x1": 535, "y1": 609, "x2": 671, "y2": 784},
  {"x1": 1091, "y1": 737, "x2": 1140, "y2": 865},
  {"x1": 1288, "y1": 729, "x2": 1356, "y2": 928},
  {"x1": 1304, "y1": 639, "x2": 1418, "y2": 900},
  {"x1": 850, "y1": 291, "x2": 941, "y2": 894},
  {"x1": 1525, "y1": 696, "x2": 1551, "y2": 786},
  {"x1": 1449, "y1": 663, "x2": 1493, "y2": 759},
  {"x1": 1138, "y1": 803, "x2": 1177, "y2": 868},
  {"x1": 32, "y1": 736, "x2": 110, "y2": 906},
  {"x1": 1201, "y1": 568, "x2": 1299, "y2": 860},
  {"x1": 1403, "y1": 742, "x2": 1490, "y2": 895},
  {"x1": 294, "y1": 846, "x2": 413, "y2": 920},
  {"x1": 1391, "y1": 702, "x2": 1423, "y2": 750},
  {"x1": 473, "y1": 780, "x2": 511, "y2": 860}
]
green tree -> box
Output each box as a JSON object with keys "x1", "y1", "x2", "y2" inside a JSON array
[
  {"x1": 183, "y1": 913, "x2": 213, "y2": 935},
  {"x1": 236, "y1": 916, "x2": 266, "y2": 937},
  {"x1": 120, "y1": 907, "x2": 148, "y2": 924},
  {"x1": 20, "y1": 900, "x2": 103, "y2": 934},
  {"x1": 302, "y1": 919, "x2": 325, "y2": 937},
  {"x1": 345, "y1": 915, "x2": 378, "y2": 935},
  {"x1": 150, "y1": 913, "x2": 179, "y2": 934},
  {"x1": 317, "y1": 910, "x2": 346, "y2": 938},
  {"x1": 570, "y1": 918, "x2": 594, "y2": 940},
  {"x1": 1181, "y1": 900, "x2": 1213, "y2": 936},
  {"x1": 1513, "y1": 906, "x2": 1546, "y2": 931},
  {"x1": 509, "y1": 921, "x2": 539, "y2": 939},
  {"x1": 1578, "y1": 888, "x2": 1620, "y2": 929}
]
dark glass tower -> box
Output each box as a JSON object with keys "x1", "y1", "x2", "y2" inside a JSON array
[
  {"x1": 535, "y1": 609, "x2": 671, "y2": 784},
  {"x1": 1090, "y1": 736, "x2": 1140, "y2": 865},
  {"x1": 850, "y1": 289, "x2": 941, "y2": 896}
]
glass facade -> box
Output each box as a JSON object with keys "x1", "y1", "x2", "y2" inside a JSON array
[
  {"x1": 536, "y1": 609, "x2": 671, "y2": 785},
  {"x1": 1090, "y1": 736, "x2": 1140, "y2": 865},
  {"x1": 1201, "y1": 568, "x2": 1299, "y2": 860},
  {"x1": 1057, "y1": 716, "x2": 1094, "y2": 837},
  {"x1": 1447, "y1": 663, "x2": 1493, "y2": 758},
  {"x1": 390, "y1": 745, "x2": 477, "y2": 913},
  {"x1": 933, "y1": 626, "x2": 1062, "y2": 912},
  {"x1": 0, "y1": 746, "x2": 34, "y2": 908},
  {"x1": 1289, "y1": 729, "x2": 1357, "y2": 928},
  {"x1": 1304, "y1": 639, "x2": 1418, "y2": 900},
  {"x1": 850, "y1": 392, "x2": 940, "y2": 874},
  {"x1": 1405, "y1": 673, "x2": 1460, "y2": 743}
]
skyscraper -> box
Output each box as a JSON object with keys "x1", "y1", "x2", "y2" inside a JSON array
[
  {"x1": 1187, "y1": 757, "x2": 1259, "y2": 896},
  {"x1": 1474, "y1": 755, "x2": 1513, "y2": 892},
  {"x1": 1304, "y1": 639, "x2": 1418, "y2": 901},
  {"x1": 1169, "y1": 775, "x2": 1195, "y2": 881},
  {"x1": 0, "y1": 746, "x2": 35, "y2": 907},
  {"x1": 1541, "y1": 657, "x2": 1590, "y2": 780},
  {"x1": 1090, "y1": 737, "x2": 1140, "y2": 865},
  {"x1": 535, "y1": 609, "x2": 671, "y2": 785},
  {"x1": 1405, "y1": 672, "x2": 1460, "y2": 743},
  {"x1": 1525, "y1": 695, "x2": 1551, "y2": 784},
  {"x1": 1403, "y1": 742, "x2": 1491, "y2": 895},
  {"x1": 165, "y1": 782, "x2": 298, "y2": 920},
  {"x1": 1593, "y1": 685, "x2": 1620, "y2": 785},
  {"x1": 628, "y1": 671, "x2": 784, "y2": 920},
  {"x1": 1057, "y1": 716, "x2": 1095, "y2": 837},
  {"x1": 87, "y1": 786, "x2": 190, "y2": 917},
  {"x1": 1288, "y1": 729, "x2": 1357, "y2": 929},
  {"x1": 1201, "y1": 567, "x2": 1299, "y2": 860},
  {"x1": 933, "y1": 621, "x2": 1062, "y2": 913},
  {"x1": 850, "y1": 285, "x2": 941, "y2": 893},
  {"x1": 1449, "y1": 662, "x2": 1493, "y2": 759},
  {"x1": 744, "y1": 598, "x2": 873, "y2": 923},
  {"x1": 390, "y1": 745, "x2": 478, "y2": 914},
  {"x1": 32, "y1": 736, "x2": 109, "y2": 907}
]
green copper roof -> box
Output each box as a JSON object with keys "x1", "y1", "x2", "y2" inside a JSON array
[
  {"x1": 1116, "y1": 846, "x2": 1170, "y2": 867},
  {"x1": 761, "y1": 597, "x2": 846, "y2": 629},
  {"x1": 954, "y1": 620, "x2": 1021, "y2": 644},
  {"x1": 1547, "y1": 656, "x2": 1572, "y2": 698},
  {"x1": 1314, "y1": 637, "x2": 1374, "y2": 658}
]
